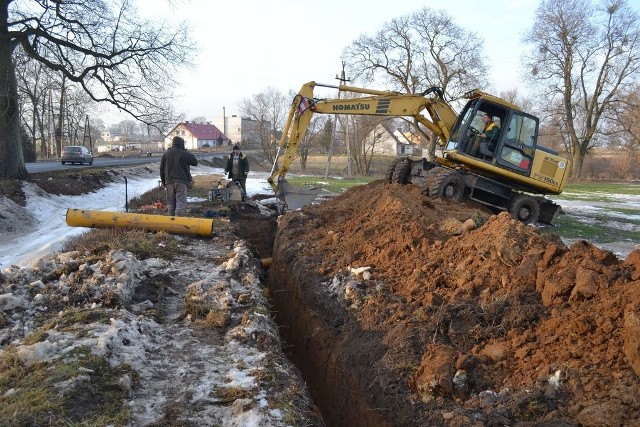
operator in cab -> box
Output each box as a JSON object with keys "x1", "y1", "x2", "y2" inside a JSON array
[{"x1": 469, "y1": 113, "x2": 500, "y2": 157}]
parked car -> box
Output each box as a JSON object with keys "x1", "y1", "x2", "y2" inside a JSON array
[{"x1": 61, "y1": 146, "x2": 93, "y2": 165}]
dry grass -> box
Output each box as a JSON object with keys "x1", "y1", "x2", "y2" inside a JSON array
[
  {"x1": 61, "y1": 228, "x2": 185, "y2": 260},
  {"x1": 0, "y1": 346, "x2": 132, "y2": 426},
  {"x1": 184, "y1": 295, "x2": 230, "y2": 328},
  {"x1": 211, "y1": 385, "x2": 254, "y2": 403},
  {"x1": 204, "y1": 308, "x2": 229, "y2": 328}
]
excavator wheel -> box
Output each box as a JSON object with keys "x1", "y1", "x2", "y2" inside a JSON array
[
  {"x1": 425, "y1": 168, "x2": 465, "y2": 202},
  {"x1": 391, "y1": 158, "x2": 411, "y2": 184},
  {"x1": 509, "y1": 194, "x2": 540, "y2": 224},
  {"x1": 385, "y1": 159, "x2": 399, "y2": 183}
]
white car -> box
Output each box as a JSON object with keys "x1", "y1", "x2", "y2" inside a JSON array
[{"x1": 61, "y1": 146, "x2": 94, "y2": 165}]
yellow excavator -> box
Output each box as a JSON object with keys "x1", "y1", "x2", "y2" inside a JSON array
[{"x1": 268, "y1": 81, "x2": 570, "y2": 225}]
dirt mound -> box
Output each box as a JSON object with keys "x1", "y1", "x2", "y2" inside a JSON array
[{"x1": 268, "y1": 180, "x2": 640, "y2": 426}]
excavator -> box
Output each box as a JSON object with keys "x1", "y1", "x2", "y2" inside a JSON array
[{"x1": 268, "y1": 81, "x2": 570, "y2": 225}]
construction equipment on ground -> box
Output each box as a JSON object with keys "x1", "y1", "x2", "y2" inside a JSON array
[
  {"x1": 268, "y1": 81, "x2": 570, "y2": 225},
  {"x1": 208, "y1": 179, "x2": 244, "y2": 204}
]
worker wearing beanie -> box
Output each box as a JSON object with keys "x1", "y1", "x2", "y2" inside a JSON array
[
  {"x1": 224, "y1": 144, "x2": 249, "y2": 198},
  {"x1": 160, "y1": 136, "x2": 198, "y2": 216}
]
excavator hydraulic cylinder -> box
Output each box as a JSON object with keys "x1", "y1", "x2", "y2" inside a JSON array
[{"x1": 66, "y1": 209, "x2": 214, "y2": 237}]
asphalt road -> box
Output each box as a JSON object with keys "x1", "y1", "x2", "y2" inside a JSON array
[{"x1": 26, "y1": 153, "x2": 222, "y2": 174}]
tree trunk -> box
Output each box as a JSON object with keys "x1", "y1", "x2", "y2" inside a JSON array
[
  {"x1": 571, "y1": 146, "x2": 585, "y2": 179},
  {"x1": 0, "y1": 1, "x2": 27, "y2": 179},
  {"x1": 38, "y1": 97, "x2": 47, "y2": 158},
  {"x1": 56, "y1": 81, "x2": 66, "y2": 156}
]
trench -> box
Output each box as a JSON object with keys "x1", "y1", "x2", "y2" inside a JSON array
[{"x1": 231, "y1": 203, "x2": 391, "y2": 427}]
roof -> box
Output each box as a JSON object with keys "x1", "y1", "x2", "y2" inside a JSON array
[{"x1": 175, "y1": 122, "x2": 228, "y2": 140}]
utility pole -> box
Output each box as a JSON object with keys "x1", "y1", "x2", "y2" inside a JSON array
[
  {"x1": 223, "y1": 106, "x2": 227, "y2": 137},
  {"x1": 83, "y1": 115, "x2": 93, "y2": 152},
  {"x1": 325, "y1": 62, "x2": 351, "y2": 178}
]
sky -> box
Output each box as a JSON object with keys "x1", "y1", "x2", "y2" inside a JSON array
[{"x1": 131, "y1": 0, "x2": 546, "y2": 123}]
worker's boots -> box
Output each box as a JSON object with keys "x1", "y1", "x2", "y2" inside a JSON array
[
  {"x1": 167, "y1": 209, "x2": 175, "y2": 216},
  {"x1": 174, "y1": 209, "x2": 186, "y2": 217}
]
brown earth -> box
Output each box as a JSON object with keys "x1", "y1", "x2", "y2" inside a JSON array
[
  {"x1": 4, "y1": 167, "x2": 640, "y2": 426},
  {"x1": 268, "y1": 180, "x2": 640, "y2": 427}
]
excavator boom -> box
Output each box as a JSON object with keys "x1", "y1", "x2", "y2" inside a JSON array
[{"x1": 268, "y1": 82, "x2": 457, "y2": 197}]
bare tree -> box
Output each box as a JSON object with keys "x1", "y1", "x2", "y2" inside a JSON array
[
  {"x1": 342, "y1": 7, "x2": 489, "y2": 159},
  {"x1": 119, "y1": 120, "x2": 139, "y2": 137},
  {"x1": 15, "y1": 51, "x2": 52, "y2": 158},
  {"x1": 523, "y1": 0, "x2": 640, "y2": 178},
  {"x1": 601, "y1": 86, "x2": 640, "y2": 151},
  {"x1": 0, "y1": 0, "x2": 192, "y2": 179},
  {"x1": 344, "y1": 115, "x2": 387, "y2": 176},
  {"x1": 239, "y1": 87, "x2": 289, "y2": 163},
  {"x1": 498, "y1": 89, "x2": 536, "y2": 115},
  {"x1": 297, "y1": 116, "x2": 323, "y2": 171}
]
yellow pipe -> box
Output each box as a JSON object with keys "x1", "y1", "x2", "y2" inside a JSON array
[{"x1": 66, "y1": 209, "x2": 213, "y2": 237}]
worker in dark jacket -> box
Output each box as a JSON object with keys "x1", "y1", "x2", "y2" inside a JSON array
[
  {"x1": 160, "y1": 136, "x2": 198, "y2": 216},
  {"x1": 224, "y1": 145, "x2": 249, "y2": 198}
]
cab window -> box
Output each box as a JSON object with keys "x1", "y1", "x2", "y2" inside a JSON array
[
  {"x1": 505, "y1": 114, "x2": 536, "y2": 147},
  {"x1": 496, "y1": 113, "x2": 538, "y2": 173}
]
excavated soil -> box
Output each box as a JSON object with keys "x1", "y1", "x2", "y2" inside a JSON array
[{"x1": 267, "y1": 180, "x2": 640, "y2": 427}]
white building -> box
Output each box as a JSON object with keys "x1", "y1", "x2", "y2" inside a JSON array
[{"x1": 212, "y1": 115, "x2": 269, "y2": 148}]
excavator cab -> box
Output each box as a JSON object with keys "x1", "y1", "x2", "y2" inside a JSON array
[
  {"x1": 444, "y1": 97, "x2": 547, "y2": 180},
  {"x1": 447, "y1": 100, "x2": 511, "y2": 162}
]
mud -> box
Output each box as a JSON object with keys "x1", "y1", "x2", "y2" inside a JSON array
[{"x1": 266, "y1": 180, "x2": 640, "y2": 426}]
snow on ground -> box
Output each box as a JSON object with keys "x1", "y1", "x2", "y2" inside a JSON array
[
  {"x1": 0, "y1": 167, "x2": 273, "y2": 269},
  {"x1": 1, "y1": 238, "x2": 312, "y2": 425},
  {"x1": 0, "y1": 165, "x2": 315, "y2": 426},
  {"x1": 549, "y1": 192, "x2": 640, "y2": 258}
]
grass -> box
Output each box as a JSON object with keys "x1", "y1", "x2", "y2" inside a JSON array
[
  {"x1": 283, "y1": 174, "x2": 377, "y2": 195},
  {"x1": 0, "y1": 346, "x2": 132, "y2": 426},
  {"x1": 211, "y1": 385, "x2": 254, "y2": 402},
  {"x1": 61, "y1": 228, "x2": 186, "y2": 260},
  {"x1": 564, "y1": 181, "x2": 640, "y2": 195},
  {"x1": 542, "y1": 181, "x2": 640, "y2": 251},
  {"x1": 204, "y1": 308, "x2": 230, "y2": 328},
  {"x1": 41, "y1": 308, "x2": 115, "y2": 333},
  {"x1": 550, "y1": 213, "x2": 640, "y2": 242}
]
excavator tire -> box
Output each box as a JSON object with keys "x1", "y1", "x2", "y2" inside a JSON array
[
  {"x1": 424, "y1": 168, "x2": 464, "y2": 202},
  {"x1": 509, "y1": 194, "x2": 540, "y2": 224},
  {"x1": 391, "y1": 158, "x2": 411, "y2": 184},
  {"x1": 385, "y1": 159, "x2": 399, "y2": 183}
]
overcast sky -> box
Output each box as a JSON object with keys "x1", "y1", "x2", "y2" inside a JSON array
[{"x1": 132, "y1": 0, "x2": 638, "y2": 124}]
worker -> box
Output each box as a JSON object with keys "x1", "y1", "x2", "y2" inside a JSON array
[
  {"x1": 160, "y1": 136, "x2": 198, "y2": 216},
  {"x1": 224, "y1": 145, "x2": 249, "y2": 198},
  {"x1": 469, "y1": 114, "x2": 500, "y2": 157}
]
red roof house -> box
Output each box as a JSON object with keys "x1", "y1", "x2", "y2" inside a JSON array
[{"x1": 165, "y1": 121, "x2": 231, "y2": 150}]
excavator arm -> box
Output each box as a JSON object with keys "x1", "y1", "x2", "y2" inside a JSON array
[{"x1": 268, "y1": 81, "x2": 458, "y2": 207}]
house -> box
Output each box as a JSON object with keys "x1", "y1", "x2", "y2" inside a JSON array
[
  {"x1": 165, "y1": 121, "x2": 230, "y2": 150},
  {"x1": 368, "y1": 122, "x2": 423, "y2": 156}
]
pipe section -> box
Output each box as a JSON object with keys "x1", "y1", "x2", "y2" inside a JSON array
[{"x1": 66, "y1": 209, "x2": 213, "y2": 237}]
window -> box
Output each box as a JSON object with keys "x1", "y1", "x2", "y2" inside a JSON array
[
  {"x1": 496, "y1": 112, "x2": 538, "y2": 173},
  {"x1": 505, "y1": 114, "x2": 536, "y2": 147}
]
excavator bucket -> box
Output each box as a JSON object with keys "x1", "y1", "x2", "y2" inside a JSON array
[{"x1": 276, "y1": 179, "x2": 322, "y2": 210}]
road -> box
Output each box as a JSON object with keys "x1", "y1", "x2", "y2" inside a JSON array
[{"x1": 26, "y1": 153, "x2": 223, "y2": 174}]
